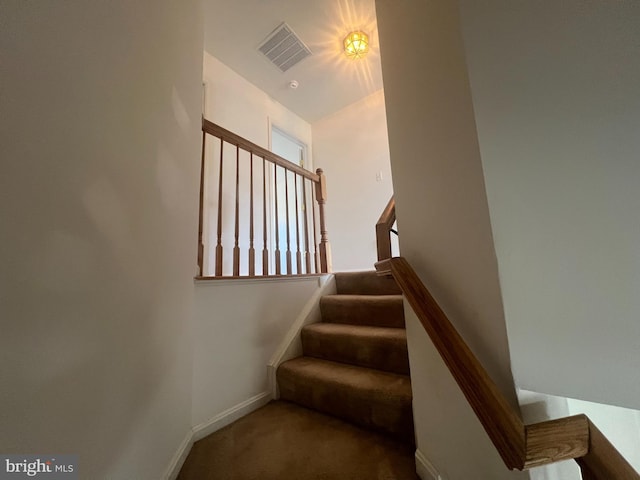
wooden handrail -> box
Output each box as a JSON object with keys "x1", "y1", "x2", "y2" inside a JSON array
[
  {"x1": 202, "y1": 119, "x2": 319, "y2": 182},
  {"x1": 376, "y1": 196, "x2": 395, "y2": 261},
  {"x1": 376, "y1": 256, "x2": 639, "y2": 479}
]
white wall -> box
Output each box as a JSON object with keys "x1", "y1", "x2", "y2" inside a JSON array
[
  {"x1": 202, "y1": 53, "x2": 315, "y2": 276},
  {"x1": 191, "y1": 276, "x2": 325, "y2": 427},
  {"x1": 375, "y1": 0, "x2": 527, "y2": 478},
  {"x1": 0, "y1": 1, "x2": 203, "y2": 479},
  {"x1": 459, "y1": 0, "x2": 640, "y2": 410},
  {"x1": 203, "y1": 52, "x2": 312, "y2": 153},
  {"x1": 312, "y1": 90, "x2": 396, "y2": 271}
]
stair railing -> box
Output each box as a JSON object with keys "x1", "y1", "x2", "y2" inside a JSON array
[
  {"x1": 198, "y1": 118, "x2": 331, "y2": 277},
  {"x1": 376, "y1": 195, "x2": 396, "y2": 261},
  {"x1": 375, "y1": 256, "x2": 639, "y2": 479}
]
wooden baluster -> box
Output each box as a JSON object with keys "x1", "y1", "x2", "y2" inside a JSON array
[
  {"x1": 294, "y1": 174, "x2": 302, "y2": 274},
  {"x1": 302, "y1": 178, "x2": 312, "y2": 274},
  {"x1": 311, "y1": 181, "x2": 320, "y2": 273},
  {"x1": 215, "y1": 138, "x2": 224, "y2": 276},
  {"x1": 274, "y1": 164, "x2": 281, "y2": 275},
  {"x1": 233, "y1": 145, "x2": 240, "y2": 276},
  {"x1": 197, "y1": 130, "x2": 206, "y2": 276},
  {"x1": 262, "y1": 157, "x2": 268, "y2": 275},
  {"x1": 248, "y1": 152, "x2": 255, "y2": 277},
  {"x1": 315, "y1": 168, "x2": 332, "y2": 273},
  {"x1": 285, "y1": 169, "x2": 292, "y2": 274}
]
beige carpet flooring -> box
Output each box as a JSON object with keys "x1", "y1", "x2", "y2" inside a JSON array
[{"x1": 178, "y1": 400, "x2": 419, "y2": 480}]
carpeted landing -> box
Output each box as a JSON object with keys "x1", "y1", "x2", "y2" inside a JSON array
[{"x1": 177, "y1": 400, "x2": 419, "y2": 480}]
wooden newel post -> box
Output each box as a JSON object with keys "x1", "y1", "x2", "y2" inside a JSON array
[{"x1": 315, "y1": 168, "x2": 332, "y2": 273}]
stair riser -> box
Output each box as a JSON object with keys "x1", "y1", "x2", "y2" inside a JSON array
[
  {"x1": 301, "y1": 328, "x2": 410, "y2": 375},
  {"x1": 320, "y1": 296, "x2": 405, "y2": 328},
  {"x1": 335, "y1": 272, "x2": 402, "y2": 295}
]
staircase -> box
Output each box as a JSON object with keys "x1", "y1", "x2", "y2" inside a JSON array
[{"x1": 277, "y1": 270, "x2": 414, "y2": 444}]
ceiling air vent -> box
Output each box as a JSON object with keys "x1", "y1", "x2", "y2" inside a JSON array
[{"x1": 258, "y1": 22, "x2": 312, "y2": 73}]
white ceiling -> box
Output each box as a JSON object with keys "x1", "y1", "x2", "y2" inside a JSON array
[{"x1": 203, "y1": 0, "x2": 383, "y2": 123}]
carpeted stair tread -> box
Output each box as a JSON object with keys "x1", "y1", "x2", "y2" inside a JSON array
[
  {"x1": 335, "y1": 270, "x2": 402, "y2": 295},
  {"x1": 320, "y1": 294, "x2": 405, "y2": 328},
  {"x1": 277, "y1": 357, "x2": 413, "y2": 442},
  {"x1": 301, "y1": 323, "x2": 410, "y2": 375}
]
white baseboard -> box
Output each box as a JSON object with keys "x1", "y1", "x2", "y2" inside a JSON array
[
  {"x1": 164, "y1": 430, "x2": 194, "y2": 480},
  {"x1": 164, "y1": 392, "x2": 273, "y2": 479},
  {"x1": 192, "y1": 391, "x2": 272, "y2": 442},
  {"x1": 165, "y1": 275, "x2": 335, "y2": 479},
  {"x1": 415, "y1": 449, "x2": 442, "y2": 480}
]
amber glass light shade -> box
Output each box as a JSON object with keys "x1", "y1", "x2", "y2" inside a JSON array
[{"x1": 343, "y1": 31, "x2": 369, "y2": 59}]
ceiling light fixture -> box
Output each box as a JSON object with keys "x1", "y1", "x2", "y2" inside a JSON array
[{"x1": 343, "y1": 31, "x2": 369, "y2": 60}]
